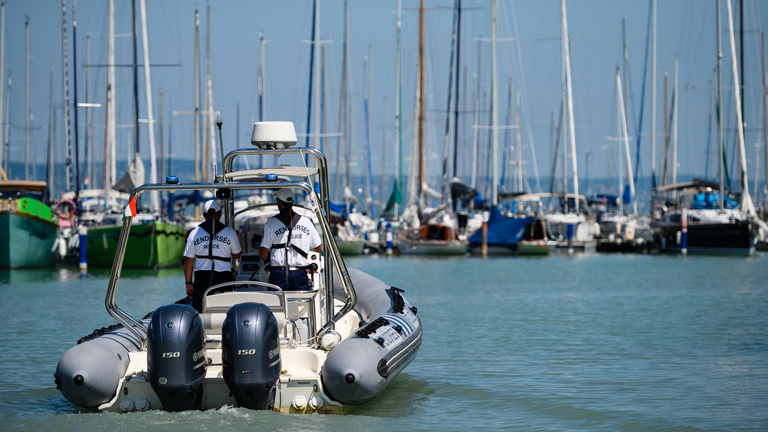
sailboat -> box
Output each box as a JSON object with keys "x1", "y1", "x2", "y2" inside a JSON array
[
  {"x1": 596, "y1": 67, "x2": 650, "y2": 252},
  {"x1": 329, "y1": 1, "x2": 367, "y2": 256},
  {"x1": 650, "y1": 0, "x2": 761, "y2": 255},
  {"x1": 538, "y1": 0, "x2": 600, "y2": 252},
  {"x1": 397, "y1": 0, "x2": 467, "y2": 256},
  {"x1": 462, "y1": 1, "x2": 556, "y2": 256},
  {"x1": 84, "y1": 0, "x2": 185, "y2": 268},
  {"x1": 0, "y1": 16, "x2": 58, "y2": 269}
]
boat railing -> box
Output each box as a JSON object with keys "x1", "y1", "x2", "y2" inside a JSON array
[
  {"x1": 223, "y1": 147, "x2": 357, "y2": 343},
  {"x1": 104, "y1": 147, "x2": 358, "y2": 350}
]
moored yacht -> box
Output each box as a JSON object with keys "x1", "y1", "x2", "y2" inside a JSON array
[{"x1": 651, "y1": 181, "x2": 757, "y2": 255}]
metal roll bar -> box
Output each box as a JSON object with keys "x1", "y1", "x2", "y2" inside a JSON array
[{"x1": 104, "y1": 146, "x2": 358, "y2": 350}]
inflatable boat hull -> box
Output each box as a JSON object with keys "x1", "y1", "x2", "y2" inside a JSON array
[
  {"x1": 55, "y1": 322, "x2": 145, "y2": 408},
  {"x1": 323, "y1": 269, "x2": 422, "y2": 405}
]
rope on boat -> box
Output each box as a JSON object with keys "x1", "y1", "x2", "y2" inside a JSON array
[{"x1": 76, "y1": 311, "x2": 156, "y2": 344}]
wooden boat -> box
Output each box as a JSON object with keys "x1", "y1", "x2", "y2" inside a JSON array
[
  {"x1": 0, "y1": 180, "x2": 58, "y2": 269},
  {"x1": 0, "y1": 181, "x2": 58, "y2": 268},
  {"x1": 398, "y1": 222, "x2": 467, "y2": 255}
]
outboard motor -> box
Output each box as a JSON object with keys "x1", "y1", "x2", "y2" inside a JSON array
[
  {"x1": 222, "y1": 302, "x2": 281, "y2": 409},
  {"x1": 147, "y1": 304, "x2": 205, "y2": 411}
]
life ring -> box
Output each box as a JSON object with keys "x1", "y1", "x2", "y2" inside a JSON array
[{"x1": 56, "y1": 199, "x2": 77, "y2": 219}]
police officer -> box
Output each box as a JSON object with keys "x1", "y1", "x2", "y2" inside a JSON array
[
  {"x1": 259, "y1": 189, "x2": 322, "y2": 291},
  {"x1": 184, "y1": 199, "x2": 242, "y2": 312}
]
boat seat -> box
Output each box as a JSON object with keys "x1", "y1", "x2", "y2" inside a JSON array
[{"x1": 202, "y1": 291, "x2": 287, "y2": 334}]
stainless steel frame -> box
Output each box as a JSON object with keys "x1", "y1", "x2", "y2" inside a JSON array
[{"x1": 104, "y1": 146, "x2": 357, "y2": 350}]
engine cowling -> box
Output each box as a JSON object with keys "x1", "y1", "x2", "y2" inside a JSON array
[
  {"x1": 147, "y1": 304, "x2": 205, "y2": 411},
  {"x1": 222, "y1": 302, "x2": 281, "y2": 410}
]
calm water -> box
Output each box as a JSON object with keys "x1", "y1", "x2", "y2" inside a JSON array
[{"x1": 1, "y1": 252, "x2": 766, "y2": 431}]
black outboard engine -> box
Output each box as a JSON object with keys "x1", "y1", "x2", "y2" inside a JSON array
[
  {"x1": 222, "y1": 302, "x2": 281, "y2": 409},
  {"x1": 147, "y1": 304, "x2": 206, "y2": 411}
]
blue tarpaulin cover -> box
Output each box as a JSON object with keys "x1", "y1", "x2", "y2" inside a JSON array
[{"x1": 469, "y1": 206, "x2": 534, "y2": 248}]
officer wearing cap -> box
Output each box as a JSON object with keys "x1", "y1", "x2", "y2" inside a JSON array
[
  {"x1": 259, "y1": 188, "x2": 322, "y2": 291},
  {"x1": 184, "y1": 199, "x2": 242, "y2": 312}
]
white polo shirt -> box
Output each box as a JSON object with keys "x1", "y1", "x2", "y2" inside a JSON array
[
  {"x1": 261, "y1": 214, "x2": 321, "y2": 268},
  {"x1": 184, "y1": 222, "x2": 242, "y2": 272}
]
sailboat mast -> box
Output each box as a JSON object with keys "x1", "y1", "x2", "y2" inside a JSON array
[
  {"x1": 158, "y1": 89, "x2": 164, "y2": 181},
  {"x1": 202, "y1": 4, "x2": 211, "y2": 182},
  {"x1": 72, "y1": 0, "x2": 81, "y2": 200},
  {"x1": 763, "y1": 31, "x2": 767, "y2": 211},
  {"x1": 717, "y1": 0, "x2": 724, "y2": 211},
  {"x1": 471, "y1": 38, "x2": 481, "y2": 190},
  {"x1": 418, "y1": 0, "x2": 425, "y2": 201},
  {"x1": 2, "y1": 72, "x2": 9, "y2": 177},
  {"x1": 441, "y1": 0, "x2": 459, "y2": 204},
  {"x1": 139, "y1": 0, "x2": 158, "y2": 210},
  {"x1": 0, "y1": 2, "x2": 4, "y2": 178},
  {"x1": 131, "y1": 0, "x2": 139, "y2": 160},
  {"x1": 24, "y1": 15, "x2": 29, "y2": 180},
  {"x1": 617, "y1": 67, "x2": 636, "y2": 215},
  {"x1": 491, "y1": 0, "x2": 498, "y2": 206},
  {"x1": 516, "y1": 89, "x2": 522, "y2": 192},
  {"x1": 312, "y1": 2, "x2": 320, "y2": 151},
  {"x1": 364, "y1": 44, "x2": 374, "y2": 216},
  {"x1": 344, "y1": 2, "x2": 351, "y2": 202},
  {"x1": 622, "y1": 18, "x2": 629, "y2": 133},
  {"x1": 335, "y1": 0, "x2": 348, "y2": 202},
  {"x1": 651, "y1": 0, "x2": 657, "y2": 190},
  {"x1": 194, "y1": 10, "x2": 200, "y2": 183},
  {"x1": 396, "y1": 0, "x2": 403, "y2": 198},
  {"x1": 86, "y1": 34, "x2": 92, "y2": 188},
  {"x1": 61, "y1": 1, "x2": 72, "y2": 190},
  {"x1": 672, "y1": 56, "x2": 678, "y2": 186},
  {"x1": 304, "y1": 0, "x2": 317, "y2": 150},
  {"x1": 559, "y1": 4, "x2": 568, "y2": 211},
  {"x1": 616, "y1": 67, "x2": 624, "y2": 199},
  {"x1": 452, "y1": 0, "x2": 462, "y2": 180},
  {"x1": 108, "y1": 0, "x2": 116, "y2": 189},
  {"x1": 726, "y1": 0, "x2": 755, "y2": 216},
  {"x1": 661, "y1": 72, "x2": 668, "y2": 186},
  {"x1": 47, "y1": 67, "x2": 55, "y2": 200},
  {"x1": 562, "y1": 0, "x2": 579, "y2": 212}
]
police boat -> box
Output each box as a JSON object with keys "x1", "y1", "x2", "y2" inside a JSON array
[{"x1": 55, "y1": 121, "x2": 422, "y2": 413}]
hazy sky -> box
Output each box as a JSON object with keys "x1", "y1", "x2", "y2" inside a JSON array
[{"x1": 1, "y1": 0, "x2": 767, "y2": 202}]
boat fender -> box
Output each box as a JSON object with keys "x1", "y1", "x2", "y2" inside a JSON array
[
  {"x1": 147, "y1": 304, "x2": 205, "y2": 412},
  {"x1": 221, "y1": 302, "x2": 281, "y2": 410},
  {"x1": 320, "y1": 331, "x2": 342, "y2": 351},
  {"x1": 55, "y1": 199, "x2": 76, "y2": 219}
]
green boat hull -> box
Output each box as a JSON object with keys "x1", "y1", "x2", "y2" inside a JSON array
[
  {"x1": 86, "y1": 220, "x2": 186, "y2": 268},
  {"x1": 335, "y1": 238, "x2": 365, "y2": 256},
  {"x1": 0, "y1": 212, "x2": 58, "y2": 269}
]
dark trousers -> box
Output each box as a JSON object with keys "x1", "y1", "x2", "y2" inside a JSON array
[
  {"x1": 193, "y1": 270, "x2": 234, "y2": 313},
  {"x1": 268, "y1": 268, "x2": 310, "y2": 291}
]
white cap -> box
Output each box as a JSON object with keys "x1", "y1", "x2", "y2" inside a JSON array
[
  {"x1": 276, "y1": 189, "x2": 294, "y2": 204},
  {"x1": 204, "y1": 200, "x2": 221, "y2": 214}
]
